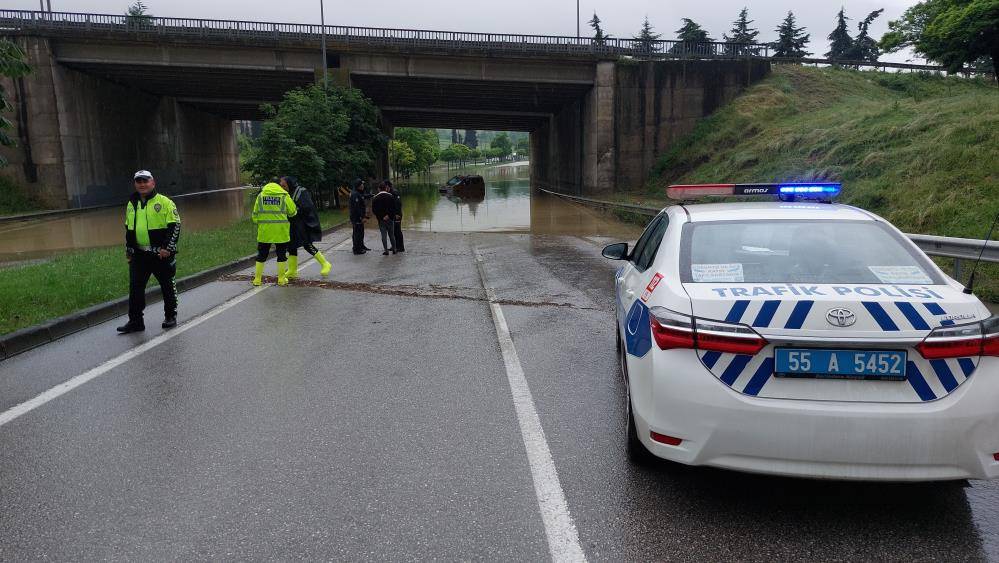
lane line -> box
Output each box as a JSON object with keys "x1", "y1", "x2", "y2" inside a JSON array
[
  {"x1": 473, "y1": 249, "x2": 586, "y2": 563},
  {"x1": 0, "y1": 234, "x2": 352, "y2": 429}
]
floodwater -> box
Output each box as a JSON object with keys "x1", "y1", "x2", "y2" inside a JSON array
[
  {"x1": 0, "y1": 188, "x2": 249, "y2": 262},
  {"x1": 400, "y1": 164, "x2": 643, "y2": 240},
  {"x1": 0, "y1": 166, "x2": 645, "y2": 263}
]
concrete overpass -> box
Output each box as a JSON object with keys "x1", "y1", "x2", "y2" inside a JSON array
[{"x1": 0, "y1": 10, "x2": 770, "y2": 207}]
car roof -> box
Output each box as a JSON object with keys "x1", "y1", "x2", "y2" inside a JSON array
[{"x1": 672, "y1": 202, "x2": 878, "y2": 223}]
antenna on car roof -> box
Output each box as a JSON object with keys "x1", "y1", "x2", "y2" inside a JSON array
[{"x1": 963, "y1": 211, "x2": 999, "y2": 295}]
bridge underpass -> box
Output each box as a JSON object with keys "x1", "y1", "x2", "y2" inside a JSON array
[{"x1": 0, "y1": 10, "x2": 770, "y2": 208}]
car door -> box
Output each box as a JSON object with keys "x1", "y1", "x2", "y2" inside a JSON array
[{"x1": 618, "y1": 214, "x2": 669, "y2": 351}]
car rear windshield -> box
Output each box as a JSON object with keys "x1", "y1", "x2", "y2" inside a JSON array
[{"x1": 680, "y1": 220, "x2": 944, "y2": 284}]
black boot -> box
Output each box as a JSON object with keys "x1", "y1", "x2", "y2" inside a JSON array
[
  {"x1": 116, "y1": 321, "x2": 145, "y2": 334},
  {"x1": 162, "y1": 316, "x2": 177, "y2": 329}
]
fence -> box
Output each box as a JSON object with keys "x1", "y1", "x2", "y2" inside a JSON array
[{"x1": 539, "y1": 189, "x2": 999, "y2": 278}]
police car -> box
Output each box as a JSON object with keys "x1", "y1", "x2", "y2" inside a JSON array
[{"x1": 603, "y1": 183, "x2": 999, "y2": 481}]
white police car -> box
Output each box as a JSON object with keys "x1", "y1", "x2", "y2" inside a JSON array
[{"x1": 603, "y1": 183, "x2": 998, "y2": 481}]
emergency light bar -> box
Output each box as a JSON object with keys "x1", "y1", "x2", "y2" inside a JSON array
[{"x1": 667, "y1": 183, "x2": 842, "y2": 201}]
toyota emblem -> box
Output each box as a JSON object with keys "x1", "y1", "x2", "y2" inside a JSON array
[{"x1": 826, "y1": 308, "x2": 857, "y2": 327}]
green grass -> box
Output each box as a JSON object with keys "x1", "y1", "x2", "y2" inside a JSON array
[
  {"x1": 0, "y1": 204, "x2": 347, "y2": 335},
  {"x1": 626, "y1": 65, "x2": 999, "y2": 300},
  {"x1": 0, "y1": 175, "x2": 45, "y2": 216}
]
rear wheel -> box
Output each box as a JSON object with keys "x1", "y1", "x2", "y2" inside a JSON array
[{"x1": 619, "y1": 329, "x2": 653, "y2": 464}]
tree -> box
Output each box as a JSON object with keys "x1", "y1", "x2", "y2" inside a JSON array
[
  {"x1": 723, "y1": 8, "x2": 760, "y2": 56},
  {"x1": 0, "y1": 39, "x2": 30, "y2": 168},
  {"x1": 850, "y1": 9, "x2": 885, "y2": 62},
  {"x1": 464, "y1": 129, "x2": 478, "y2": 149},
  {"x1": 244, "y1": 83, "x2": 386, "y2": 195},
  {"x1": 772, "y1": 11, "x2": 812, "y2": 58},
  {"x1": 125, "y1": 1, "x2": 153, "y2": 27},
  {"x1": 388, "y1": 139, "x2": 416, "y2": 178},
  {"x1": 673, "y1": 18, "x2": 714, "y2": 55},
  {"x1": 450, "y1": 129, "x2": 460, "y2": 145},
  {"x1": 633, "y1": 16, "x2": 662, "y2": 55},
  {"x1": 826, "y1": 8, "x2": 854, "y2": 60},
  {"x1": 881, "y1": 0, "x2": 999, "y2": 74},
  {"x1": 490, "y1": 133, "x2": 513, "y2": 159},
  {"x1": 395, "y1": 127, "x2": 440, "y2": 174},
  {"x1": 590, "y1": 12, "x2": 611, "y2": 46},
  {"x1": 450, "y1": 143, "x2": 471, "y2": 166},
  {"x1": 515, "y1": 136, "x2": 530, "y2": 157}
]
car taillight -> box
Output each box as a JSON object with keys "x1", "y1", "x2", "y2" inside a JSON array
[
  {"x1": 916, "y1": 316, "x2": 999, "y2": 359},
  {"x1": 650, "y1": 307, "x2": 768, "y2": 355}
]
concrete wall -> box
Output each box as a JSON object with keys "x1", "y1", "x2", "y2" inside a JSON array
[{"x1": 0, "y1": 37, "x2": 240, "y2": 208}]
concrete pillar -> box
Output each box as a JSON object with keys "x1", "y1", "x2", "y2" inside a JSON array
[{"x1": 581, "y1": 61, "x2": 616, "y2": 194}]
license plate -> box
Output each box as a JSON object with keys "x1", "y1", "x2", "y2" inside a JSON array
[{"x1": 775, "y1": 349, "x2": 907, "y2": 380}]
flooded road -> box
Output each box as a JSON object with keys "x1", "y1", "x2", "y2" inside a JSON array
[
  {"x1": 0, "y1": 188, "x2": 249, "y2": 262},
  {"x1": 400, "y1": 164, "x2": 642, "y2": 240}
]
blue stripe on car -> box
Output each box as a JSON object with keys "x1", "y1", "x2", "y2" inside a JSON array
[
  {"x1": 929, "y1": 359, "x2": 959, "y2": 392},
  {"x1": 906, "y1": 361, "x2": 937, "y2": 401},
  {"x1": 725, "y1": 300, "x2": 750, "y2": 323},
  {"x1": 752, "y1": 301, "x2": 781, "y2": 328},
  {"x1": 784, "y1": 301, "x2": 813, "y2": 329},
  {"x1": 702, "y1": 351, "x2": 722, "y2": 369},
  {"x1": 923, "y1": 303, "x2": 946, "y2": 316},
  {"x1": 958, "y1": 358, "x2": 976, "y2": 377},
  {"x1": 720, "y1": 355, "x2": 752, "y2": 386},
  {"x1": 742, "y1": 358, "x2": 775, "y2": 396},
  {"x1": 863, "y1": 302, "x2": 900, "y2": 331},
  {"x1": 895, "y1": 302, "x2": 930, "y2": 330},
  {"x1": 625, "y1": 300, "x2": 653, "y2": 358}
]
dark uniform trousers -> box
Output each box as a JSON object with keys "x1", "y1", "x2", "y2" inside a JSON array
[
  {"x1": 128, "y1": 251, "x2": 177, "y2": 324},
  {"x1": 352, "y1": 221, "x2": 365, "y2": 252}
]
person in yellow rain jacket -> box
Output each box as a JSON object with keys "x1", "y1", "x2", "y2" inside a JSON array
[{"x1": 252, "y1": 181, "x2": 298, "y2": 286}]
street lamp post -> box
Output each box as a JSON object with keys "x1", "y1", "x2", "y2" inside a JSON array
[
  {"x1": 319, "y1": 0, "x2": 328, "y2": 87},
  {"x1": 576, "y1": 0, "x2": 580, "y2": 38}
]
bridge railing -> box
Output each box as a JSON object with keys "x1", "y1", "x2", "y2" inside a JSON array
[{"x1": 0, "y1": 9, "x2": 769, "y2": 59}]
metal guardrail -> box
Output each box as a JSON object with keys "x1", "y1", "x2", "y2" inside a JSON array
[
  {"x1": 0, "y1": 9, "x2": 770, "y2": 59},
  {"x1": 540, "y1": 189, "x2": 999, "y2": 277}
]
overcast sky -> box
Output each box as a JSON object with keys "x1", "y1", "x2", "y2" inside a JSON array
[{"x1": 13, "y1": 0, "x2": 924, "y2": 63}]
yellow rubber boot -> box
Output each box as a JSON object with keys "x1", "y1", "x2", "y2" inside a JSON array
[
  {"x1": 276, "y1": 261, "x2": 289, "y2": 286},
  {"x1": 286, "y1": 255, "x2": 299, "y2": 279},
  {"x1": 252, "y1": 261, "x2": 264, "y2": 286},
  {"x1": 315, "y1": 252, "x2": 332, "y2": 277}
]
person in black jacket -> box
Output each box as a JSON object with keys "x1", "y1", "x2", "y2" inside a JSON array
[
  {"x1": 386, "y1": 180, "x2": 405, "y2": 252},
  {"x1": 281, "y1": 176, "x2": 332, "y2": 278},
  {"x1": 371, "y1": 182, "x2": 397, "y2": 255},
  {"x1": 348, "y1": 178, "x2": 369, "y2": 255}
]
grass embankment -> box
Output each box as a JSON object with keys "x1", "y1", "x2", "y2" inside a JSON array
[
  {"x1": 624, "y1": 65, "x2": 999, "y2": 301},
  {"x1": 0, "y1": 202, "x2": 346, "y2": 335},
  {"x1": 0, "y1": 175, "x2": 44, "y2": 216}
]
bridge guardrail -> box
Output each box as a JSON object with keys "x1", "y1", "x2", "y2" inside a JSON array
[{"x1": 539, "y1": 189, "x2": 999, "y2": 278}]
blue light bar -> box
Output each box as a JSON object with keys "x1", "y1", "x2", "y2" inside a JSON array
[{"x1": 778, "y1": 184, "x2": 841, "y2": 197}]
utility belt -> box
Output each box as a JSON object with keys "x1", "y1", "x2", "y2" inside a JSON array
[{"x1": 128, "y1": 245, "x2": 167, "y2": 255}]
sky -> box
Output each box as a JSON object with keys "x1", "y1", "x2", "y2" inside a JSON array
[{"x1": 13, "y1": 0, "x2": 924, "y2": 63}]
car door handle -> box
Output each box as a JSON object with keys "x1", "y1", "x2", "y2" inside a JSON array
[{"x1": 625, "y1": 289, "x2": 635, "y2": 297}]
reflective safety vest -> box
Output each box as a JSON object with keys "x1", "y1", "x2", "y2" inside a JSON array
[
  {"x1": 252, "y1": 183, "x2": 298, "y2": 243},
  {"x1": 125, "y1": 191, "x2": 180, "y2": 251}
]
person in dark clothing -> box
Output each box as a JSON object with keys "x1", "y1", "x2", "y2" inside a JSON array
[
  {"x1": 281, "y1": 176, "x2": 332, "y2": 278},
  {"x1": 386, "y1": 180, "x2": 405, "y2": 252},
  {"x1": 349, "y1": 178, "x2": 369, "y2": 255},
  {"x1": 118, "y1": 170, "x2": 181, "y2": 333},
  {"x1": 371, "y1": 183, "x2": 397, "y2": 255}
]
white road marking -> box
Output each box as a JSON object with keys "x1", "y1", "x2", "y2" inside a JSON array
[
  {"x1": 473, "y1": 249, "x2": 587, "y2": 563},
  {"x1": 0, "y1": 234, "x2": 353, "y2": 428}
]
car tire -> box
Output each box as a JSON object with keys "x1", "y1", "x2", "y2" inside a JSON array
[{"x1": 619, "y1": 329, "x2": 653, "y2": 465}]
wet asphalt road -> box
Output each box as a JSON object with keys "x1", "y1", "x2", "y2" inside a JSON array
[{"x1": 1, "y1": 229, "x2": 998, "y2": 561}]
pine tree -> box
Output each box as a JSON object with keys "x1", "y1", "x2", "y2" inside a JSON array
[
  {"x1": 451, "y1": 129, "x2": 459, "y2": 145},
  {"x1": 633, "y1": 16, "x2": 662, "y2": 55},
  {"x1": 723, "y1": 7, "x2": 759, "y2": 56},
  {"x1": 464, "y1": 129, "x2": 478, "y2": 149},
  {"x1": 589, "y1": 12, "x2": 610, "y2": 46},
  {"x1": 772, "y1": 11, "x2": 811, "y2": 58},
  {"x1": 673, "y1": 18, "x2": 714, "y2": 55},
  {"x1": 850, "y1": 9, "x2": 884, "y2": 62},
  {"x1": 826, "y1": 7, "x2": 853, "y2": 60}
]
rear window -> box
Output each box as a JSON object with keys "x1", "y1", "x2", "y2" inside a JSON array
[{"x1": 680, "y1": 220, "x2": 943, "y2": 284}]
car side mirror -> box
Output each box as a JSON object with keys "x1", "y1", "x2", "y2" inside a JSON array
[{"x1": 602, "y1": 242, "x2": 629, "y2": 260}]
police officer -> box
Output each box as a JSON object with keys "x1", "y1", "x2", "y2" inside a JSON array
[
  {"x1": 252, "y1": 181, "x2": 298, "y2": 287},
  {"x1": 387, "y1": 180, "x2": 405, "y2": 253},
  {"x1": 117, "y1": 170, "x2": 180, "y2": 333},
  {"x1": 349, "y1": 178, "x2": 369, "y2": 255}
]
